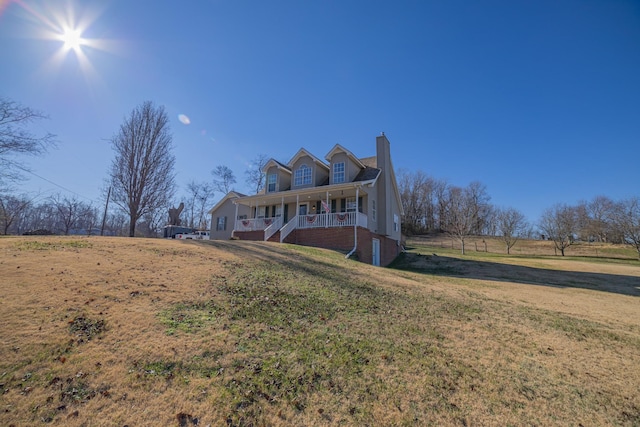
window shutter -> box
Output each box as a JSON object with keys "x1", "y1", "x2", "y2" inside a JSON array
[{"x1": 224, "y1": 216, "x2": 227, "y2": 231}]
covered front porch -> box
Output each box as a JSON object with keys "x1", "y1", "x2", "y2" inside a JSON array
[{"x1": 232, "y1": 184, "x2": 370, "y2": 242}]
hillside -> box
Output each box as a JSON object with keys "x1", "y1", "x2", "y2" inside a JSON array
[{"x1": 1, "y1": 236, "x2": 639, "y2": 426}]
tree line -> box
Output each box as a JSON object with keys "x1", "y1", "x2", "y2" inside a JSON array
[
  {"x1": 398, "y1": 170, "x2": 640, "y2": 258},
  {"x1": 2, "y1": 96, "x2": 639, "y2": 258},
  {"x1": 0, "y1": 98, "x2": 265, "y2": 238}
]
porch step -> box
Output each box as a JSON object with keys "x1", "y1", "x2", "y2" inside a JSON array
[{"x1": 267, "y1": 231, "x2": 280, "y2": 242}]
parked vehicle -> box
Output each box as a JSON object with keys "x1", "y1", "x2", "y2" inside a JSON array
[{"x1": 175, "y1": 230, "x2": 210, "y2": 240}]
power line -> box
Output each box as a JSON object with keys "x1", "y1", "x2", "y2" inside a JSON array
[{"x1": 2, "y1": 158, "x2": 99, "y2": 203}]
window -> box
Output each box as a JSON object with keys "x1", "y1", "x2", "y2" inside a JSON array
[
  {"x1": 275, "y1": 205, "x2": 282, "y2": 217},
  {"x1": 372, "y1": 200, "x2": 376, "y2": 221},
  {"x1": 216, "y1": 216, "x2": 226, "y2": 231},
  {"x1": 346, "y1": 197, "x2": 357, "y2": 212},
  {"x1": 333, "y1": 162, "x2": 345, "y2": 184},
  {"x1": 267, "y1": 173, "x2": 277, "y2": 192},
  {"x1": 257, "y1": 206, "x2": 266, "y2": 218},
  {"x1": 393, "y1": 214, "x2": 399, "y2": 232},
  {"x1": 294, "y1": 164, "x2": 312, "y2": 186}
]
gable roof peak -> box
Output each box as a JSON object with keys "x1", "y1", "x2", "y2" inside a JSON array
[
  {"x1": 288, "y1": 148, "x2": 329, "y2": 170},
  {"x1": 262, "y1": 158, "x2": 291, "y2": 174},
  {"x1": 325, "y1": 143, "x2": 365, "y2": 168}
]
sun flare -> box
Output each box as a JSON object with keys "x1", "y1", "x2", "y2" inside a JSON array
[{"x1": 60, "y1": 26, "x2": 83, "y2": 51}]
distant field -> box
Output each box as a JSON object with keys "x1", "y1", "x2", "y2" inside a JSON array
[
  {"x1": 409, "y1": 234, "x2": 639, "y2": 260},
  {"x1": 1, "y1": 236, "x2": 639, "y2": 426}
]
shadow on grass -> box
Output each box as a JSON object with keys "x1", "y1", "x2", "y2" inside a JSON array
[
  {"x1": 389, "y1": 252, "x2": 640, "y2": 297},
  {"x1": 191, "y1": 239, "x2": 366, "y2": 291}
]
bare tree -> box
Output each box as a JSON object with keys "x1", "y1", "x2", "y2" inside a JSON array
[
  {"x1": 50, "y1": 194, "x2": 86, "y2": 235},
  {"x1": 107, "y1": 101, "x2": 176, "y2": 237},
  {"x1": 103, "y1": 211, "x2": 128, "y2": 236},
  {"x1": 496, "y1": 207, "x2": 529, "y2": 254},
  {"x1": 0, "y1": 97, "x2": 56, "y2": 187},
  {"x1": 482, "y1": 205, "x2": 499, "y2": 236},
  {"x1": 184, "y1": 181, "x2": 215, "y2": 229},
  {"x1": 212, "y1": 165, "x2": 236, "y2": 194},
  {"x1": 539, "y1": 204, "x2": 578, "y2": 256},
  {"x1": 442, "y1": 185, "x2": 476, "y2": 255},
  {"x1": 398, "y1": 169, "x2": 428, "y2": 235},
  {"x1": 0, "y1": 193, "x2": 31, "y2": 235},
  {"x1": 434, "y1": 179, "x2": 449, "y2": 231},
  {"x1": 245, "y1": 154, "x2": 268, "y2": 194},
  {"x1": 466, "y1": 181, "x2": 492, "y2": 235},
  {"x1": 611, "y1": 197, "x2": 640, "y2": 259},
  {"x1": 138, "y1": 208, "x2": 166, "y2": 237},
  {"x1": 78, "y1": 203, "x2": 99, "y2": 236},
  {"x1": 585, "y1": 196, "x2": 616, "y2": 242},
  {"x1": 398, "y1": 169, "x2": 448, "y2": 234}
]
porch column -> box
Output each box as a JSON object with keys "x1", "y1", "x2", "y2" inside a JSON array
[
  {"x1": 355, "y1": 186, "x2": 360, "y2": 224},
  {"x1": 233, "y1": 202, "x2": 239, "y2": 233},
  {"x1": 352, "y1": 186, "x2": 360, "y2": 258},
  {"x1": 325, "y1": 190, "x2": 330, "y2": 227},
  {"x1": 281, "y1": 197, "x2": 284, "y2": 224}
]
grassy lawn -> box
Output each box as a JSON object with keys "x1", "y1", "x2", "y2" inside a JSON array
[{"x1": 1, "y1": 236, "x2": 639, "y2": 426}]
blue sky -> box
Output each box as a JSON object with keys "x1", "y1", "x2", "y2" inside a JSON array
[{"x1": 1, "y1": 0, "x2": 639, "y2": 223}]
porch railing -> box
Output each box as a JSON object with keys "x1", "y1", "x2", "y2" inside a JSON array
[
  {"x1": 235, "y1": 212, "x2": 368, "y2": 241},
  {"x1": 263, "y1": 217, "x2": 283, "y2": 241},
  {"x1": 297, "y1": 212, "x2": 367, "y2": 229},
  {"x1": 235, "y1": 217, "x2": 280, "y2": 232},
  {"x1": 279, "y1": 216, "x2": 298, "y2": 242}
]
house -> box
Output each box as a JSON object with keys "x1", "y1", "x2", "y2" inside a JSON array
[
  {"x1": 208, "y1": 191, "x2": 249, "y2": 240},
  {"x1": 209, "y1": 133, "x2": 404, "y2": 266}
]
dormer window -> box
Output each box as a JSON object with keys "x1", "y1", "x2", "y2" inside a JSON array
[
  {"x1": 294, "y1": 164, "x2": 312, "y2": 186},
  {"x1": 333, "y1": 162, "x2": 345, "y2": 184},
  {"x1": 267, "y1": 173, "x2": 277, "y2": 192}
]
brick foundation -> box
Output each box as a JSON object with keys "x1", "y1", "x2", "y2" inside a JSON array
[
  {"x1": 235, "y1": 227, "x2": 400, "y2": 266},
  {"x1": 233, "y1": 230, "x2": 264, "y2": 241}
]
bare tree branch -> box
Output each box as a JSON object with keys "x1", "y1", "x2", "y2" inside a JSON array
[
  {"x1": 0, "y1": 97, "x2": 57, "y2": 187},
  {"x1": 212, "y1": 165, "x2": 236, "y2": 194},
  {"x1": 245, "y1": 154, "x2": 268, "y2": 194}
]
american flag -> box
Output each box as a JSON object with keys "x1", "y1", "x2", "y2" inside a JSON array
[{"x1": 321, "y1": 199, "x2": 330, "y2": 213}]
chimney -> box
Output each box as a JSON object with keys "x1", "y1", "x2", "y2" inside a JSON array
[{"x1": 376, "y1": 133, "x2": 392, "y2": 235}]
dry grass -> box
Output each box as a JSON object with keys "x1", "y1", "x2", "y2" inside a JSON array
[
  {"x1": 1, "y1": 236, "x2": 639, "y2": 426},
  {"x1": 411, "y1": 233, "x2": 639, "y2": 260}
]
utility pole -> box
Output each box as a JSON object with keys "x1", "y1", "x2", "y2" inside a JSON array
[{"x1": 100, "y1": 186, "x2": 111, "y2": 236}]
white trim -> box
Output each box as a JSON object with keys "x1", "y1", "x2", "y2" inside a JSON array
[
  {"x1": 325, "y1": 143, "x2": 365, "y2": 169},
  {"x1": 288, "y1": 148, "x2": 329, "y2": 170},
  {"x1": 372, "y1": 238, "x2": 381, "y2": 266}
]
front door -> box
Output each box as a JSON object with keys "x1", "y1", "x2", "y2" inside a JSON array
[
  {"x1": 372, "y1": 238, "x2": 381, "y2": 266},
  {"x1": 298, "y1": 203, "x2": 308, "y2": 216}
]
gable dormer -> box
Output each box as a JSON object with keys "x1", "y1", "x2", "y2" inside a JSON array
[
  {"x1": 325, "y1": 144, "x2": 366, "y2": 184},
  {"x1": 262, "y1": 159, "x2": 291, "y2": 193},
  {"x1": 288, "y1": 148, "x2": 329, "y2": 188}
]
